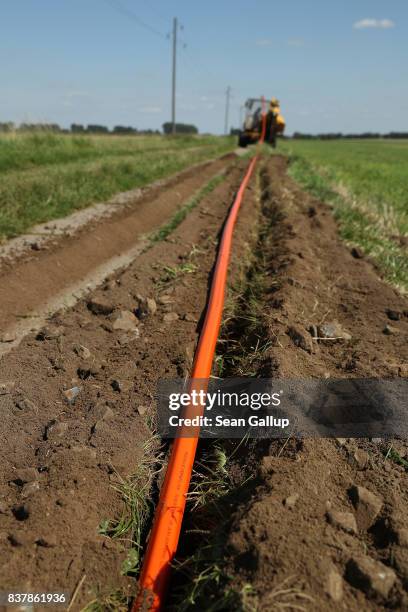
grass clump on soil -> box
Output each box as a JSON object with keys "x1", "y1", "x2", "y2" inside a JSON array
[
  {"x1": 81, "y1": 590, "x2": 130, "y2": 612},
  {"x1": 149, "y1": 173, "x2": 226, "y2": 244},
  {"x1": 280, "y1": 139, "x2": 408, "y2": 292},
  {"x1": 384, "y1": 445, "x2": 408, "y2": 470},
  {"x1": 167, "y1": 441, "x2": 257, "y2": 612},
  {"x1": 98, "y1": 434, "x2": 162, "y2": 577},
  {"x1": 0, "y1": 132, "x2": 234, "y2": 241}
]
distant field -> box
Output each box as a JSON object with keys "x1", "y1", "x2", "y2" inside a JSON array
[
  {"x1": 0, "y1": 132, "x2": 234, "y2": 240},
  {"x1": 280, "y1": 139, "x2": 408, "y2": 291}
]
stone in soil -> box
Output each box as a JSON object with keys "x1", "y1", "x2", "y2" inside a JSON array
[
  {"x1": 346, "y1": 556, "x2": 396, "y2": 598},
  {"x1": 87, "y1": 298, "x2": 114, "y2": 315},
  {"x1": 318, "y1": 321, "x2": 352, "y2": 341},
  {"x1": 110, "y1": 310, "x2": 139, "y2": 332},
  {"x1": 62, "y1": 386, "x2": 81, "y2": 404},
  {"x1": 349, "y1": 485, "x2": 383, "y2": 530}
]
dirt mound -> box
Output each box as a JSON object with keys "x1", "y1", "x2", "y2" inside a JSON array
[{"x1": 221, "y1": 157, "x2": 408, "y2": 611}]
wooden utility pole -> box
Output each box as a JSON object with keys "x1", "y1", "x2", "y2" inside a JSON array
[
  {"x1": 171, "y1": 17, "x2": 177, "y2": 135},
  {"x1": 224, "y1": 86, "x2": 231, "y2": 135}
]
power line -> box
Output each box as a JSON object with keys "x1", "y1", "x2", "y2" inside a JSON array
[
  {"x1": 171, "y1": 17, "x2": 177, "y2": 134},
  {"x1": 103, "y1": 0, "x2": 167, "y2": 39}
]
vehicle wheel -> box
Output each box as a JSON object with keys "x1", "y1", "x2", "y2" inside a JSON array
[{"x1": 238, "y1": 134, "x2": 248, "y2": 148}]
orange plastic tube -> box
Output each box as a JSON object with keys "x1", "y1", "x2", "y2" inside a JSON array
[{"x1": 134, "y1": 101, "x2": 266, "y2": 612}]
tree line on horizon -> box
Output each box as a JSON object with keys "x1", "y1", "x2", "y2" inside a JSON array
[
  {"x1": 291, "y1": 131, "x2": 408, "y2": 140},
  {"x1": 0, "y1": 121, "x2": 199, "y2": 135}
]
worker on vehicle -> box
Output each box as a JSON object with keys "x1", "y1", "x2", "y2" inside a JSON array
[{"x1": 265, "y1": 98, "x2": 280, "y2": 146}]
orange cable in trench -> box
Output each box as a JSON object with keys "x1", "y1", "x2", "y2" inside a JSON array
[{"x1": 134, "y1": 99, "x2": 267, "y2": 611}]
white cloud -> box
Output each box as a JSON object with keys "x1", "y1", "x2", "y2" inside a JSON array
[
  {"x1": 256, "y1": 39, "x2": 272, "y2": 47},
  {"x1": 138, "y1": 106, "x2": 162, "y2": 113},
  {"x1": 353, "y1": 18, "x2": 395, "y2": 30},
  {"x1": 287, "y1": 38, "x2": 304, "y2": 47}
]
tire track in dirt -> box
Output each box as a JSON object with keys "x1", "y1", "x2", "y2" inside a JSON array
[
  {"x1": 0, "y1": 159, "x2": 258, "y2": 609},
  {"x1": 0, "y1": 154, "x2": 235, "y2": 358}
]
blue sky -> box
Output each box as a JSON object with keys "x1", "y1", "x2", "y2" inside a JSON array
[{"x1": 1, "y1": 0, "x2": 407, "y2": 134}]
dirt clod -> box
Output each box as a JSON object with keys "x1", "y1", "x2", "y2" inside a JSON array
[
  {"x1": 36, "y1": 325, "x2": 64, "y2": 340},
  {"x1": 111, "y1": 310, "x2": 139, "y2": 331},
  {"x1": 346, "y1": 556, "x2": 396, "y2": 598},
  {"x1": 349, "y1": 485, "x2": 383, "y2": 530},
  {"x1": 87, "y1": 298, "x2": 114, "y2": 316},
  {"x1": 21, "y1": 481, "x2": 40, "y2": 498},
  {"x1": 45, "y1": 421, "x2": 69, "y2": 440},
  {"x1": 73, "y1": 344, "x2": 91, "y2": 359},
  {"x1": 0, "y1": 381, "x2": 15, "y2": 395},
  {"x1": 287, "y1": 325, "x2": 313, "y2": 353},
  {"x1": 163, "y1": 312, "x2": 179, "y2": 323},
  {"x1": 383, "y1": 324, "x2": 399, "y2": 335},
  {"x1": 324, "y1": 565, "x2": 344, "y2": 602},
  {"x1": 327, "y1": 510, "x2": 358, "y2": 534},
  {"x1": 136, "y1": 296, "x2": 157, "y2": 319},
  {"x1": 386, "y1": 308, "x2": 401, "y2": 321}
]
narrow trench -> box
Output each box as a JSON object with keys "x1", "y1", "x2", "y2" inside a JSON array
[{"x1": 162, "y1": 163, "x2": 294, "y2": 611}]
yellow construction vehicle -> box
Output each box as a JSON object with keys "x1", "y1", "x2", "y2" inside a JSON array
[{"x1": 238, "y1": 97, "x2": 285, "y2": 148}]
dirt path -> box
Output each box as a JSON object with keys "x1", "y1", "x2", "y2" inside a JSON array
[
  {"x1": 0, "y1": 154, "x2": 234, "y2": 357},
  {"x1": 0, "y1": 154, "x2": 407, "y2": 611},
  {"x1": 0, "y1": 158, "x2": 255, "y2": 610}
]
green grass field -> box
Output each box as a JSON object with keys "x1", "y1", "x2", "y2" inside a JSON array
[
  {"x1": 280, "y1": 139, "x2": 408, "y2": 292},
  {"x1": 0, "y1": 132, "x2": 234, "y2": 241}
]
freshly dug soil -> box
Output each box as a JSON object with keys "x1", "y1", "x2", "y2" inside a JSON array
[
  {"x1": 1, "y1": 153, "x2": 407, "y2": 612},
  {"x1": 218, "y1": 157, "x2": 408, "y2": 611},
  {"x1": 0, "y1": 159, "x2": 252, "y2": 609}
]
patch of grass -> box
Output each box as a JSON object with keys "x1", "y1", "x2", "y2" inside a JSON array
[
  {"x1": 159, "y1": 262, "x2": 198, "y2": 285},
  {"x1": 170, "y1": 551, "x2": 252, "y2": 612},
  {"x1": 81, "y1": 589, "x2": 130, "y2": 612},
  {"x1": 168, "y1": 439, "x2": 256, "y2": 612},
  {"x1": 281, "y1": 140, "x2": 408, "y2": 292},
  {"x1": 149, "y1": 174, "x2": 226, "y2": 244},
  {"x1": 0, "y1": 132, "x2": 234, "y2": 240},
  {"x1": 384, "y1": 445, "x2": 408, "y2": 470},
  {"x1": 98, "y1": 435, "x2": 162, "y2": 577}
]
